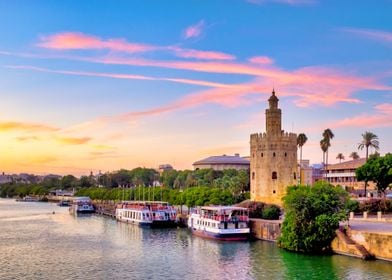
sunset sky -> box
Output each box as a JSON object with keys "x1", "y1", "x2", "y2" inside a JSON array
[{"x1": 0, "y1": 0, "x2": 391, "y2": 176}]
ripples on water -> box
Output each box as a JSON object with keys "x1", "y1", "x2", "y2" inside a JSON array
[{"x1": 0, "y1": 198, "x2": 391, "y2": 280}]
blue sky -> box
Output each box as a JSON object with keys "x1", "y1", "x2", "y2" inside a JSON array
[{"x1": 0, "y1": 0, "x2": 391, "y2": 175}]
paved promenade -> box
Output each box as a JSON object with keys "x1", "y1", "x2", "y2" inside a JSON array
[{"x1": 348, "y1": 220, "x2": 392, "y2": 234}]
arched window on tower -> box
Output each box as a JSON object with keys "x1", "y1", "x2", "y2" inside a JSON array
[
  {"x1": 293, "y1": 172, "x2": 297, "y2": 180},
  {"x1": 252, "y1": 172, "x2": 255, "y2": 180},
  {"x1": 273, "y1": 152, "x2": 276, "y2": 157},
  {"x1": 272, "y1": 171, "x2": 277, "y2": 180}
]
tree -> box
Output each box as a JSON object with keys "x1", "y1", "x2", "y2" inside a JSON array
[
  {"x1": 320, "y1": 139, "x2": 328, "y2": 177},
  {"x1": 322, "y1": 128, "x2": 335, "y2": 168},
  {"x1": 349, "y1": 152, "x2": 360, "y2": 160},
  {"x1": 356, "y1": 154, "x2": 392, "y2": 196},
  {"x1": 358, "y1": 131, "x2": 379, "y2": 161},
  {"x1": 336, "y1": 153, "x2": 345, "y2": 163},
  {"x1": 60, "y1": 175, "x2": 78, "y2": 189},
  {"x1": 358, "y1": 131, "x2": 379, "y2": 197},
  {"x1": 278, "y1": 181, "x2": 349, "y2": 253}
]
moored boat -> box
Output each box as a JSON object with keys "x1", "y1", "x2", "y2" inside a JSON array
[
  {"x1": 16, "y1": 196, "x2": 39, "y2": 202},
  {"x1": 188, "y1": 206, "x2": 250, "y2": 241},
  {"x1": 116, "y1": 201, "x2": 177, "y2": 228},
  {"x1": 69, "y1": 197, "x2": 95, "y2": 214},
  {"x1": 58, "y1": 200, "x2": 71, "y2": 207}
]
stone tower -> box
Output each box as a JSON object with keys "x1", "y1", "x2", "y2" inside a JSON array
[{"x1": 250, "y1": 90, "x2": 297, "y2": 206}]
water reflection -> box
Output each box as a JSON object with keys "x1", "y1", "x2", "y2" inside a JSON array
[{"x1": 0, "y1": 198, "x2": 391, "y2": 280}]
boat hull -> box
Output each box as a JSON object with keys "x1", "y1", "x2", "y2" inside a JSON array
[{"x1": 191, "y1": 229, "x2": 249, "y2": 241}]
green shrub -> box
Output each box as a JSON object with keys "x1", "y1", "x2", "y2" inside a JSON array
[
  {"x1": 345, "y1": 199, "x2": 360, "y2": 213},
  {"x1": 262, "y1": 205, "x2": 281, "y2": 220}
]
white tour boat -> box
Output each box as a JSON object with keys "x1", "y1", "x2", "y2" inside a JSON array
[
  {"x1": 188, "y1": 206, "x2": 250, "y2": 241},
  {"x1": 116, "y1": 201, "x2": 177, "y2": 228},
  {"x1": 69, "y1": 196, "x2": 95, "y2": 214}
]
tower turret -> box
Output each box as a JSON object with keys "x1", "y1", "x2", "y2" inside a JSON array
[{"x1": 266, "y1": 89, "x2": 282, "y2": 134}]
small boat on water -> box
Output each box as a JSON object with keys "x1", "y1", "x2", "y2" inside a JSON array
[
  {"x1": 16, "y1": 196, "x2": 39, "y2": 202},
  {"x1": 188, "y1": 206, "x2": 250, "y2": 241},
  {"x1": 69, "y1": 197, "x2": 95, "y2": 214},
  {"x1": 116, "y1": 201, "x2": 177, "y2": 228},
  {"x1": 58, "y1": 200, "x2": 71, "y2": 207}
]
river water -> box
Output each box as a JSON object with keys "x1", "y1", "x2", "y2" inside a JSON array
[{"x1": 0, "y1": 198, "x2": 391, "y2": 280}]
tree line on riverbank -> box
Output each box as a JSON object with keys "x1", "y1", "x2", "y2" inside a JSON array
[{"x1": 0, "y1": 167, "x2": 250, "y2": 204}]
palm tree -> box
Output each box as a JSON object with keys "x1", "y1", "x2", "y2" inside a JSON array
[
  {"x1": 349, "y1": 151, "x2": 360, "y2": 160},
  {"x1": 322, "y1": 128, "x2": 335, "y2": 178},
  {"x1": 336, "y1": 153, "x2": 345, "y2": 163},
  {"x1": 297, "y1": 133, "x2": 308, "y2": 184},
  {"x1": 358, "y1": 131, "x2": 380, "y2": 161},
  {"x1": 358, "y1": 131, "x2": 379, "y2": 198},
  {"x1": 297, "y1": 133, "x2": 308, "y2": 164},
  {"x1": 320, "y1": 139, "x2": 328, "y2": 179}
]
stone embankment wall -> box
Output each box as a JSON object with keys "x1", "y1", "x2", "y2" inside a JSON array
[
  {"x1": 250, "y1": 219, "x2": 282, "y2": 241},
  {"x1": 348, "y1": 229, "x2": 392, "y2": 261}
]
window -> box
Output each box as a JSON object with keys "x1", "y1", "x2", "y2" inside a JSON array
[
  {"x1": 272, "y1": 171, "x2": 277, "y2": 180},
  {"x1": 273, "y1": 152, "x2": 276, "y2": 157},
  {"x1": 285, "y1": 152, "x2": 287, "y2": 157},
  {"x1": 261, "y1": 153, "x2": 263, "y2": 157},
  {"x1": 293, "y1": 172, "x2": 296, "y2": 180},
  {"x1": 252, "y1": 172, "x2": 255, "y2": 180},
  {"x1": 273, "y1": 190, "x2": 276, "y2": 194}
]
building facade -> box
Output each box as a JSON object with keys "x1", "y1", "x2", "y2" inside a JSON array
[
  {"x1": 193, "y1": 154, "x2": 250, "y2": 171},
  {"x1": 325, "y1": 158, "x2": 375, "y2": 191},
  {"x1": 250, "y1": 90, "x2": 297, "y2": 205}
]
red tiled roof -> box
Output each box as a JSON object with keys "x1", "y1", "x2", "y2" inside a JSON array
[{"x1": 326, "y1": 158, "x2": 366, "y2": 170}]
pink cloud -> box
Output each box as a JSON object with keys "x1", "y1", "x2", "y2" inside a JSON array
[
  {"x1": 38, "y1": 32, "x2": 157, "y2": 53},
  {"x1": 169, "y1": 46, "x2": 235, "y2": 60},
  {"x1": 183, "y1": 20, "x2": 205, "y2": 39},
  {"x1": 36, "y1": 32, "x2": 235, "y2": 61},
  {"x1": 5, "y1": 49, "x2": 390, "y2": 112},
  {"x1": 342, "y1": 28, "x2": 392, "y2": 44},
  {"x1": 331, "y1": 103, "x2": 392, "y2": 128},
  {"x1": 248, "y1": 56, "x2": 274, "y2": 64}
]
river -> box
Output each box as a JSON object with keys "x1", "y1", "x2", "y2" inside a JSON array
[{"x1": 0, "y1": 198, "x2": 391, "y2": 279}]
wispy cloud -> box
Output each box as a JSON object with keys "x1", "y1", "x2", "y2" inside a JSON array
[
  {"x1": 246, "y1": 0, "x2": 315, "y2": 6},
  {"x1": 7, "y1": 65, "x2": 233, "y2": 88},
  {"x1": 56, "y1": 136, "x2": 92, "y2": 145},
  {"x1": 341, "y1": 27, "x2": 392, "y2": 44},
  {"x1": 169, "y1": 46, "x2": 235, "y2": 60},
  {"x1": 36, "y1": 31, "x2": 234, "y2": 61},
  {"x1": 183, "y1": 20, "x2": 205, "y2": 39},
  {"x1": 38, "y1": 32, "x2": 157, "y2": 53},
  {"x1": 248, "y1": 56, "x2": 274, "y2": 65},
  {"x1": 331, "y1": 103, "x2": 392, "y2": 128},
  {"x1": 0, "y1": 121, "x2": 58, "y2": 132}
]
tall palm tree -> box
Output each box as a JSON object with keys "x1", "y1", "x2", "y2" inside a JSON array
[
  {"x1": 322, "y1": 128, "x2": 335, "y2": 178},
  {"x1": 358, "y1": 131, "x2": 379, "y2": 161},
  {"x1": 358, "y1": 131, "x2": 379, "y2": 198},
  {"x1": 297, "y1": 133, "x2": 308, "y2": 184},
  {"x1": 349, "y1": 152, "x2": 360, "y2": 160},
  {"x1": 320, "y1": 139, "x2": 328, "y2": 178},
  {"x1": 297, "y1": 133, "x2": 308, "y2": 164},
  {"x1": 336, "y1": 153, "x2": 345, "y2": 163}
]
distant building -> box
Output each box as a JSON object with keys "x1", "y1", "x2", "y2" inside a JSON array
[
  {"x1": 158, "y1": 164, "x2": 174, "y2": 174},
  {"x1": 193, "y1": 154, "x2": 250, "y2": 171},
  {"x1": 250, "y1": 90, "x2": 297, "y2": 206},
  {"x1": 299, "y1": 160, "x2": 313, "y2": 186},
  {"x1": 311, "y1": 163, "x2": 324, "y2": 184},
  {"x1": 325, "y1": 158, "x2": 375, "y2": 190},
  {"x1": 0, "y1": 172, "x2": 12, "y2": 184}
]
